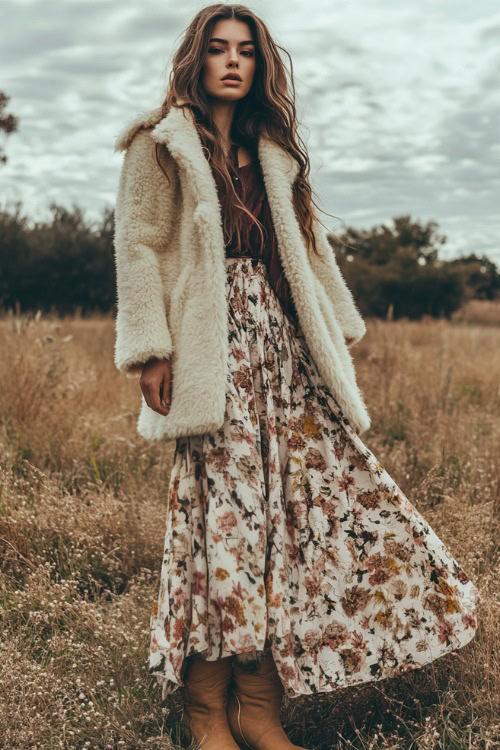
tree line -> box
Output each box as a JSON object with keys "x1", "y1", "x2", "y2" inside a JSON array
[{"x1": 0, "y1": 201, "x2": 498, "y2": 319}]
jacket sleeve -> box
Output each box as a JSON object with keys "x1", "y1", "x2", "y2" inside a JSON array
[
  {"x1": 312, "y1": 219, "x2": 367, "y2": 347},
  {"x1": 113, "y1": 130, "x2": 175, "y2": 376}
]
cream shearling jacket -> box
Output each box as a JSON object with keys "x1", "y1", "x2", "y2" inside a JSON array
[{"x1": 113, "y1": 100, "x2": 371, "y2": 440}]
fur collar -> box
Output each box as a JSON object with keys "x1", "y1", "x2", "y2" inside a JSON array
[{"x1": 113, "y1": 98, "x2": 300, "y2": 200}]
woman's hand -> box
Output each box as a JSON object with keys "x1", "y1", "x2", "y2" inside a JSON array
[{"x1": 140, "y1": 357, "x2": 173, "y2": 416}]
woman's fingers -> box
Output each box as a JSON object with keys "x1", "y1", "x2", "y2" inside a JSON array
[
  {"x1": 142, "y1": 380, "x2": 169, "y2": 416},
  {"x1": 160, "y1": 372, "x2": 172, "y2": 409},
  {"x1": 152, "y1": 377, "x2": 170, "y2": 415},
  {"x1": 140, "y1": 359, "x2": 173, "y2": 416},
  {"x1": 160, "y1": 365, "x2": 173, "y2": 409}
]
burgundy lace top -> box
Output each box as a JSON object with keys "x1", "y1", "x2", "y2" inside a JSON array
[{"x1": 212, "y1": 140, "x2": 299, "y2": 328}]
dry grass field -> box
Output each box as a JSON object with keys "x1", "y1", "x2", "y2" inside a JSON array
[{"x1": 0, "y1": 310, "x2": 498, "y2": 749}]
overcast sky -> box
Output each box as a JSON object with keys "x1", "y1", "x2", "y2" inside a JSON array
[{"x1": 2, "y1": 0, "x2": 499, "y2": 263}]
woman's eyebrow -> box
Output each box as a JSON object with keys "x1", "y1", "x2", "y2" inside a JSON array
[{"x1": 209, "y1": 37, "x2": 255, "y2": 46}]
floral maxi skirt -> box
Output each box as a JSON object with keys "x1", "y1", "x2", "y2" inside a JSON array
[{"x1": 149, "y1": 256, "x2": 480, "y2": 700}]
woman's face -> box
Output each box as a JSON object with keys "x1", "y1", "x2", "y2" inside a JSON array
[{"x1": 201, "y1": 17, "x2": 256, "y2": 103}]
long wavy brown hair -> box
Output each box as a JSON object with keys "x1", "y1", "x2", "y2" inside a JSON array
[{"x1": 154, "y1": 3, "x2": 334, "y2": 257}]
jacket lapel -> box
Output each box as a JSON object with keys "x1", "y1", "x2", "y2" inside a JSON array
[
  {"x1": 114, "y1": 100, "x2": 301, "y2": 239},
  {"x1": 114, "y1": 101, "x2": 316, "y2": 338},
  {"x1": 148, "y1": 101, "x2": 311, "y2": 315},
  {"x1": 149, "y1": 101, "x2": 300, "y2": 201},
  {"x1": 147, "y1": 103, "x2": 327, "y2": 375}
]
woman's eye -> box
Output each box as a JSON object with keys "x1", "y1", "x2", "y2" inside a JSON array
[{"x1": 208, "y1": 48, "x2": 253, "y2": 57}]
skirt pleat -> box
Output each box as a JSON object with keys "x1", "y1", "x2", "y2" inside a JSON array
[{"x1": 149, "y1": 256, "x2": 480, "y2": 700}]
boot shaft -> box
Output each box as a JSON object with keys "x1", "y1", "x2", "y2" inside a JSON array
[
  {"x1": 180, "y1": 653, "x2": 240, "y2": 750},
  {"x1": 227, "y1": 652, "x2": 306, "y2": 749}
]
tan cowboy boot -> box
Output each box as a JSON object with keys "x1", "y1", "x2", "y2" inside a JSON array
[
  {"x1": 179, "y1": 653, "x2": 240, "y2": 749},
  {"x1": 226, "y1": 651, "x2": 307, "y2": 749}
]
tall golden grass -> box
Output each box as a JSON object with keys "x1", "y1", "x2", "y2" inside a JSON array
[{"x1": 0, "y1": 311, "x2": 498, "y2": 749}]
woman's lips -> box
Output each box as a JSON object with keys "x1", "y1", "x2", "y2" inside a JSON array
[{"x1": 222, "y1": 78, "x2": 242, "y2": 85}]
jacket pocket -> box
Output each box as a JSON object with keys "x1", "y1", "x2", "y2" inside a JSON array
[{"x1": 168, "y1": 266, "x2": 193, "y2": 334}]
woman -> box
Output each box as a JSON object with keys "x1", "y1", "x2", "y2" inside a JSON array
[{"x1": 112, "y1": 5, "x2": 480, "y2": 750}]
